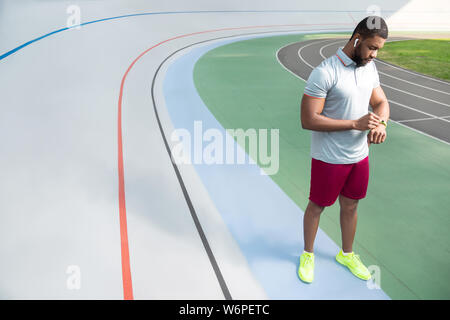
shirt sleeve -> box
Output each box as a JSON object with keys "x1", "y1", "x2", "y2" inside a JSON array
[
  {"x1": 372, "y1": 61, "x2": 380, "y2": 88},
  {"x1": 303, "y1": 65, "x2": 334, "y2": 98}
]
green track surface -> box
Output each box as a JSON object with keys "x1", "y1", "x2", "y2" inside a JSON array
[
  {"x1": 193, "y1": 33, "x2": 450, "y2": 300},
  {"x1": 377, "y1": 39, "x2": 450, "y2": 81}
]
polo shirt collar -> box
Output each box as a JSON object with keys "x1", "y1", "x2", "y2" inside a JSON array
[{"x1": 336, "y1": 47, "x2": 355, "y2": 67}]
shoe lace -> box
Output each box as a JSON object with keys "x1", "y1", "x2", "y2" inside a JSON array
[
  {"x1": 350, "y1": 254, "x2": 364, "y2": 268},
  {"x1": 303, "y1": 254, "x2": 313, "y2": 266}
]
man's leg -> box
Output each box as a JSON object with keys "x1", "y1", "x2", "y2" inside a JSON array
[
  {"x1": 299, "y1": 200, "x2": 325, "y2": 283},
  {"x1": 336, "y1": 193, "x2": 371, "y2": 280},
  {"x1": 335, "y1": 157, "x2": 372, "y2": 280},
  {"x1": 303, "y1": 200, "x2": 325, "y2": 253},
  {"x1": 339, "y1": 194, "x2": 359, "y2": 253},
  {"x1": 338, "y1": 156, "x2": 369, "y2": 253}
]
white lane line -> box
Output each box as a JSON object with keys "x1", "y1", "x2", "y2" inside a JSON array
[
  {"x1": 318, "y1": 39, "x2": 345, "y2": 58},
  {"x1": 276, "y1": 45, "x2": 308, "y2": 80},
  {"x1": 382, "y1": 83, "x2": 450, "y2": 108},
  {"x1": 319, "y1": 39, "x2": 344, "y2": 59},
  {"x1": 388, "y1": 99, "x2": 450, "y2": 122},
  {"x1": 297, "y1": 39, "x2": 332, "y2": 69},
  {"x1": 379, "y1": 70, "x2": 450, "y2": 96},
  {"x1": 394, "y1": 121, "x2": 450, "y2": 146},
  {"x1": 387, "y1": 99, "x2": 450, "y2": 123},
  {"x1": 318, "y1": 39, "x2": 450, "y2": 96},
  {"x1": 277, "y1": 41, "x2": 450, "y2": 146},
  {"x1": 397, "y1": 117, "x2": 450, "y2": 123}
]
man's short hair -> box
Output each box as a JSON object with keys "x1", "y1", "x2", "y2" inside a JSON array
[{"x1": 350, "y1": 16, "x2": 388, "y2": 40}]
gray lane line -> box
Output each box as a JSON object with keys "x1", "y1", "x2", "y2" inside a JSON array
[
  {"x1": 278, "y1": 40, "x2": 450, "y2": 145},
  {"x1": 151, "y1": 38, "x2": 232, "y2": 301}
]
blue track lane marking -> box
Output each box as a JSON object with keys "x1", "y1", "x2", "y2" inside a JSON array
[
  {"x1": 162, "y1": 35, "x2": 390, "y2": 299},
  {"x1": 0, "y1": 9, "x2": 410, "y2": 61}
]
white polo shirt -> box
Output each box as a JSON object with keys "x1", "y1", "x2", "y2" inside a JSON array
[{"x1": 303, "y1": 47, "x2": 380, "y2": 164}]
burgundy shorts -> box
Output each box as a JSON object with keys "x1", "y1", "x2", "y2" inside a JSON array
[{"x1": 309, "y1": 156, "x2": 369, "y2": 207}]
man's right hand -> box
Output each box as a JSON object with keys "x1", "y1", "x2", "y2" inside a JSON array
[{"x1": 353, "y1": 112, "x2": 381, "y2": 131}]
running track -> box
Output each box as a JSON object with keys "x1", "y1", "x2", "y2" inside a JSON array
[{"x1": 0, "y1": 3, "x2": 448, "y2": 299}]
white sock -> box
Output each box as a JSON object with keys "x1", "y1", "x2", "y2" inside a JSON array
[
  {"x1": 303, "y1": 250, "x2": 313, "y2": 255},
  {"x1": 342, "y1": 250, "x2": 353, "y2": 256}
]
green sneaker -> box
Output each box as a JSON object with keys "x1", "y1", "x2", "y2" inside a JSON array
[
  {"x1": 298, "y1": 251, "x2": 314, "y2": 283},
  {"x1": 336, "y1": 250, "x2": 371, "y2": 280}
]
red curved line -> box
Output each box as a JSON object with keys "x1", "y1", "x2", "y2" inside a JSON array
[{"x1": 117, "y1": 22, "x2": 351, "y2": 300}]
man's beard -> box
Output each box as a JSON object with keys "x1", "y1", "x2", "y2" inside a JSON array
[{"x1": 352, "y1": 46, "x2": 366, "y2": 67}]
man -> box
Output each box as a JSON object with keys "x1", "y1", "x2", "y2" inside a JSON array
[{"x1": 298, "y1": 16, "x2": 390, "y2": 283}]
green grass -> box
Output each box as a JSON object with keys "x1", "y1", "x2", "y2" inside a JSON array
[{"x1": 377, "y1": 39, "x2": 450, "y2": 81}]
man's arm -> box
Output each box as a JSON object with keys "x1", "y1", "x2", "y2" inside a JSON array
[
  {"x1": 301, "y1": 94, "x2": 380, "y2": 131},
  {"x1": 368, "y1": 86, "x2": 390, "y2": 144},
  {"x1": 370, "y1": 86, "x2": 390, "y2": 122}
]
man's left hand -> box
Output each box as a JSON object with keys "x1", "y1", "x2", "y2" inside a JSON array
[{"x1": 367, "y1": 124, "x2": 387, "y2": 146}]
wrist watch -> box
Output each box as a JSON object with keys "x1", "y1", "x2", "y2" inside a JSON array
[{"x1": 380, "y1": 119, "x2": 388, "y2": 128}]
